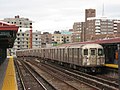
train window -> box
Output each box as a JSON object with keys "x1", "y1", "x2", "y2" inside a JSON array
[
  {"x1": 91, "y1": 49, "x2": 95, "y2": 55},
  {"x1": 84, "y1": 49, "x2": 88, "y2": 55},
  {"x1": 98, "y1": 49, "x2": 103, "y2": 56}
]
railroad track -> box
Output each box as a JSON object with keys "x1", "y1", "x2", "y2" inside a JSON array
[
  {"x1": 24, "y1": 58, "x2": 97, "y2": 90},
  {"x1": 29, "y1": 57, "x2": 119, "y2": 90},
  {"x1": 43, "y1": 60, "x2": 119, "y2": 90},
  {"x1": 17, "y1": 57, "x2": 119, "y2": 90},
  {"x1": 96, "y1": 73, "x2": 118, "y2": 84},
  {"x1": 14, "y1": 59, "x2": 55, "y2": 90}
]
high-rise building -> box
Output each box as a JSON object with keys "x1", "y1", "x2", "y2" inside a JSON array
[
  {"x1": 85, "y1": 9, "x2": 96, "y2": 22},
  {"x1": 85, "y1": 9, "x2": 96, "y2": 41},
  {"x1": 85, "y1": 17, "x2": 120, "y2": 41},
  {"x1": 83, "y1": 9, "x2": 120, "y2": 41},
  {"x1": 3, "y1": 16, "x2": 42, "y2": 56},
  {"x1": 72, "y1": 22, "x2": 85, "y2": 42},
  {"x1": 32, "y1": 31, "x2": 41, "y2": 48},
  {"x1": 3, "y1": 15, "x2": 32, "y2": 28}
]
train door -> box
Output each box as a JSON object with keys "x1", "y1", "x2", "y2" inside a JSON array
[
  {"x1": 66, "y1": 46, "x2": 70, "y2": 63},
  {"x1": 89, "y1": 48, "x2": 97, "y2": 65},
  {"x1": 83, "y1": 49, "x2": 88, "y2": 66},
  {"x1": 73, "y1": 48, "x2": 79, "y2": 65},
  {"x1": 53, "y1": 49, "x2": 55, "y2": 60},
  {"x1": 60, "y1": 48, "x2": 64, "y2": 62},
  {"x1": 69, "y1": 48, "x2": 72, "y2": 64},
  {"x1": 64, "y1": 48, "x2": 68, "y2": 63},
  {"x1": 79, "y1": 48, "x2": 82, "y2": 66}
]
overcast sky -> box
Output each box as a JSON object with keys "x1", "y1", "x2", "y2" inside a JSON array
[{"x1": 0, "y1": 0, "x2": 120, "y2": 33}]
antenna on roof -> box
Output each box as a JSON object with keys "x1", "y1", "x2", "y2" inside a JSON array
[{"x1": 102, "y1": 3, "x2": 104, "y2": 16}]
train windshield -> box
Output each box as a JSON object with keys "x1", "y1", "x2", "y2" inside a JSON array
[
  {"x1": 84, "y1": 49, "x2": 88, "y2": 55},
  {"x1": 91, "y1": 49, "x2": 95, "y2": 55},
  {"x1": 98, "y1": 49, "x2": 103, "y2": 56}
]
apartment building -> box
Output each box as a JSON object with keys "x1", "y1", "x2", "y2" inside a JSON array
[
  {"x1": 52, "y1": 30, "x2": 72, "y2": 46},
  {"x1": 74, "y1": 9, "x2": 120, "y2": 41},
  {"x1": 3, "y1": 15, "x2": 32, "y2": 28},
  {"x1": 41, "y1": 32, "x2": 52, "y2": 48},
  {"x1": 3, "y1": 16, "x2": 42, "y2": 55},
  {"x1": 32, "y1": 31, "x2": 41, "y2": 48},
  {"x1": 85, "y1": 17, "x2": 120, "y2": 41},
  {"x1": 85, "y1": 9, "x2": 96, "y2": 41},
  {"x1": 72, "y1": 22, "x2": 85, "y2": 42}
]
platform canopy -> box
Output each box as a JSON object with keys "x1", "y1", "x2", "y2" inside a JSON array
[{"x1": 0, "y1": 21, "x2": 19, "y2": 48}]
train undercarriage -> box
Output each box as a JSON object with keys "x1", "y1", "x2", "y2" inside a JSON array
[{"x1": 35, "y1": 57, "x2": 104, "y2": 73}]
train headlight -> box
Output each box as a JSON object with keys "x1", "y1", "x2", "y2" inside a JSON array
[
  {"x1": 83, "y1": 56, "x2": 90, "y2": 65},
  {"x1": 86, "y1": 59, "x2": 90, "y2": 65},
  {"x1": 99, "y1": 57, "x2": 104, "y2": 64}
]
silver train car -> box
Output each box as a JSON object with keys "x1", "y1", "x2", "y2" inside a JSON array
[{"x1": 16, "y1": 43, "x2": 105, "y2": 72}]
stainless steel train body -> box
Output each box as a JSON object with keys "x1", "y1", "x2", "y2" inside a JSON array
[{"x1": 16, "y1": 43, "x2": 105, "y2": 72}]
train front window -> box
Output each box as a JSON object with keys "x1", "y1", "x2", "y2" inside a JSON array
[
  {"x1": 98, "y1": 49, "x2": 103, "y2": 56},
  {"x1": 91, "y1": 49, "x2": 95, "y2": 55},
  {"x1": 84, "y1": 49, "x2": 88, "y2": 55}
]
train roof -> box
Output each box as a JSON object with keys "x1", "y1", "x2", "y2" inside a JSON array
[
  {"x1": 0, "y1": 21, "x2": 19, "y2": 31},
  {"x1": 82, "y1": 44, "x2": 103, "y2": 49}
]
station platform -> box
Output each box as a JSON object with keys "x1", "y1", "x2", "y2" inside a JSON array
[
  {"x1": 0, "y1": 56, "x2": 18, "y2": 90},
  {"x1": 104, "y1": 64, "x2": 118, "y2": 69}
]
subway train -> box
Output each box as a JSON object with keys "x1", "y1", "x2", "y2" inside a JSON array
[{"x1": 16, "y1": 43, "x2": 105, "y2": 73}]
